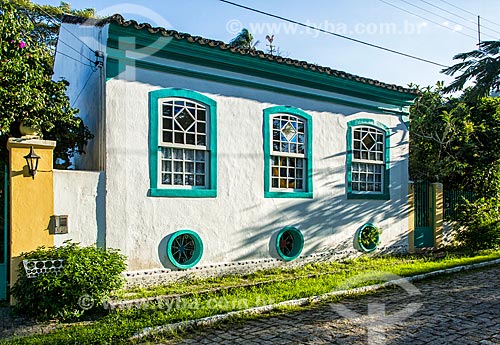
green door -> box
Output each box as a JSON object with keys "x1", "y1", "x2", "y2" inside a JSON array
[
  {"x1": 0, "y1": 166, "x2": 8, "y2": 300},
  {"x1": 414, "y1": 181, "x2": 434, "y2": 248}
]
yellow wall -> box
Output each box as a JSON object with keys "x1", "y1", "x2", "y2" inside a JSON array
[{"x1": 7, "y1": 138, "x2": 56, "y2": 298}]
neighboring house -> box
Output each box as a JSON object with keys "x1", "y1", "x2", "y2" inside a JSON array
[{"x1": 49, "y1": 14, "x2": 417, "y2": 279}]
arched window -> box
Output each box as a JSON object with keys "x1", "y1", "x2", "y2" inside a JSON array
[
  {"x1": 149, "y1": 89, "x2": 217, "y2": 197},
  {"x1": 264, "y1": 106, "x2": 313, "y2": 198},
  {"x1": 347, "y1": 119, "x2": 389, "y2": 200}
]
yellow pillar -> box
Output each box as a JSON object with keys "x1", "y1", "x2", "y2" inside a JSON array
[
  {"x1": 7, "y1": 138, "x2": 56, "y2": 302},
  {"x1": 408, "y1": 182, "x2": 415, "y2": 253},
  {"x1": 432, "y1": 182, "x2": 444, "y2": 249}
]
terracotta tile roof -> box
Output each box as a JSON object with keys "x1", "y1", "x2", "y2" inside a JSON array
[{"x1": 62, "y1": 14, "x2": 419, "y2": 95}]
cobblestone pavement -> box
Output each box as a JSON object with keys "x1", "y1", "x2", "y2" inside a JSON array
[{"x1": 165, "y1": 266, "x2": 500, "y2": 344}]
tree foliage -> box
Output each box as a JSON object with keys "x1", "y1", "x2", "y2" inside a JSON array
[
  {"x1": 12, "y1": 0, "x2": 95, "y2": 50},
  {"x1": 0, "y1": 0, "x2": 93, "y2": 166},
  {"x1": 410, "y1": 84, "x2": 500, "y2": 249},
  {"x1": 441, "y1": 40, "x2": 500, "y2": 100},
  {"x1": 410, "y1": 84, "x2": 500, "y2": 190},
  {"x1": 229, "y1": 28, "x2": 259, "y2": 49}
]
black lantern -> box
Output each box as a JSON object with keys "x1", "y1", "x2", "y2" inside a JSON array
[{"x1": 24, "y1": 146, "x2": 40, "y2": 179}]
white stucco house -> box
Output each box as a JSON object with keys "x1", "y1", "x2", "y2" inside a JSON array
[{"x1": 51, "y1": 14, "x2": 417, "y2": 281}]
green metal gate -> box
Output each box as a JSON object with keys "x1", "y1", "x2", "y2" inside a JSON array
[
  {"x1": 0, "y1": 166, "x2": 8, "y2": 300},
  {"x1": 414, "y1": 181, "x2": 434, "y2": 248}
]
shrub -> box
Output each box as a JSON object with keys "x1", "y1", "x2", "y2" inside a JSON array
[
  {"x1": 454, "y1": 197, "x2": 500, "y2": 250},
  {"x1": 11, "y1": 242, "x2": 126, "y2": 320}
]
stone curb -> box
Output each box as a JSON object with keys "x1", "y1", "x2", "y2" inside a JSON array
[{"x1": 130, "y1": 258, "x2": 500, "y2": 341}]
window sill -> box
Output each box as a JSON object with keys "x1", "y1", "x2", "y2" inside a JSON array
[
  {"x1": 347, "y1": 192, "x2": 390, "y2": 200},
  {"x1": 265, "y1": 191, "x2": 313, "y2": 199},
  {"x1": 149, "y1": 188, "x2": 217, "y2": 198}
]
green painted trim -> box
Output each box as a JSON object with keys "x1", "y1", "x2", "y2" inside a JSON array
[
  {"x1": 107, "y1": 24, "x2": 416, "y2": 107},
  {"x1": 148, "y1": 88, "x2": 217, "y2": 198},
  {"x1": 105, "y1": 51, "x2": 409, "y2": 116},
  {"x1": 276, "y1": 226, "x2": 304, "y2": 261},
  {"x1": 263, "y1": 106, "x2": 313, "y2": 199},
  {"x1": 166, "y1": 229, "x2": 203, "y2": 269},
  {"x1": 356, "y1": 223, "x2": 381, "y2": 253},
  {"x1": 264, "y1": 191, "x2": 313, "y2": 199},
  {"x1": 346, "y1": 119, "x2": 390, "y2": 200},
  {"x1": 106, "y1": 57, "x2": 125, "y2": 80}
]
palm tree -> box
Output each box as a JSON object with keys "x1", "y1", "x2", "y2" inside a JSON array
[
  {"x1": 229, "y1": 28, "x2": 259, "y2": 49},
  {"x1": 441, "y1": 40, "x2": 500, "y2": 100}
]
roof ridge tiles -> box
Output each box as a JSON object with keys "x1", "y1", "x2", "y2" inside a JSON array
[{"x1": 61, "y1": 13, "x2": 418, "y2": 95}]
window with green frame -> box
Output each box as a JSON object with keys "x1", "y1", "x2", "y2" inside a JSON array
[
  {"x1": 149, "y1": 88, "x2": 217, "y2": 197},
  {"x1": 264, "y1": 106, "x2": 313, "y2": 198},
  {"x1": 346, "y1": 119, "x2": 390, "y2": 200}
]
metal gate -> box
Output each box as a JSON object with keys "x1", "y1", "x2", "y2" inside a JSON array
[
  {"x1": 0, "y1": 166, "x2": 8, "y2": 300},
  {"x1": 414, "y1": 181, "x2": 434, "y2": 248}
]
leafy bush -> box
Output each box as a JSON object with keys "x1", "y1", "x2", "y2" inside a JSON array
[
  {"x1": 454, "y1": 197, "x2": 500, "y2": 250},
  {"x1": 11, "y1": 242, "x2": 126, "y2": 320}
]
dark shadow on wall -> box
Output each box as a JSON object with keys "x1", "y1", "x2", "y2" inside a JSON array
[
  {"x1": 96, "y1": 171, "x2": 107, "y2": 249},
  {"x1": 128, "y1": 69, "x2": 367, "y2": 117},
  {"x1": 233, "y1": 158, "x2": 410, "y2": 262}
]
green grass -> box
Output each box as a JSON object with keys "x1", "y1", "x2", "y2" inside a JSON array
[{"x1": 2, "y1": 249, "x2": 500, "y2": 345}]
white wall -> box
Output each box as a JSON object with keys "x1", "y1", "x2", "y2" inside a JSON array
[
  {"x1": 104, "y1": 63, "x2": 409, "y2": 271},
  {"x1": 53, "y1": 170, "x2": 105, "y2": 248},
  {"x1": 53, "y1": 22, "x2": 108, "y2": 170}
]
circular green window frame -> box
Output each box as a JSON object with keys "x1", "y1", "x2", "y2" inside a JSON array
[
  {"x1": 276, "y1": 226, "x2": 304, "y2": 261},
  {"x1": 357, "y1": 223, "x2": 381, "y2": 253},
  {"x1": 167, "y1": 230, "x2": 204, "y2": 269}
]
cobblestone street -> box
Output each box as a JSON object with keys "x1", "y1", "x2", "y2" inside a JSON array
[{"x1": 166, "y1": 266, "x2": 500, "y2": 344}]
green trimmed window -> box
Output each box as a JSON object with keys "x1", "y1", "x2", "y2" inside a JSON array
[
  {"x1": 149, "y1": 89, "x2": 217, "y2": 197},
  {"x1": 167, "y1": 230, "x2": 204, "y2": 269},
  {"x1": 347, "y1": 119, "x2": 390, "y2": 200},
  {"x1": 264, "y1": 106, "x2": 313, "y2": 198},
  {"x1": 276, "y1": 226, "x2": 304, "y2": 261}
]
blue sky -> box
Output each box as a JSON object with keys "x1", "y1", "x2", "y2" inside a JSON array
[{"x1": 33, "y1": 0, "x2": 500, "y2": 89}]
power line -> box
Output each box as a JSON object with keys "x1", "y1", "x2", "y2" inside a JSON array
[
  {"x1": 395, "y1": 0, "x2": 497, "y2": 40},
  {"x1": 32, "y1": 4, "x2": 96, "y2": 55},
  {"x1": 55, "y1": 50, "x2": 93, "y2": 68},
  {"x1": 57, "y1": 39, "x2": 95, "y2": 64},
  {"x1": 437, "y1": 0, "x2": 500, "y2": 30},
  {"x1": 218, "y1": 0, "x2": 449, "y2": 68},
  {"x1": 416, "y1": 0, "x2": 500, "y2": 37},
  {"x1": 72, "y1": 69, "x2": 96, "y2": 107},
  {"x1": 378, "y1": 0, "x2": 478, "y2": 41}
]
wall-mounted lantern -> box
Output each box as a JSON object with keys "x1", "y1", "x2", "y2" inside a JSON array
[{"x1": 24, "y1": 146, "x2": 40, "y2": 179}]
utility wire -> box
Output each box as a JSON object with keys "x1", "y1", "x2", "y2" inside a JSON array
[
  {"x1": 417, "y1": 0, "x2": 500, "y2": 37},
  {"x1": 378, "y1": 0, "x2": 478, "y2": 41},
  {"x1": 71, "y1": 69, "x2": 95, "y2": 107},
  {"x1": 57, "y1": 39, "x2": 95, "y2": 64},
  {"x1": 395, "y1": 0, "x2": 497, "y2": 40},
  {"x1": 55, "y1": 50, "x2": 93, "y2": 68},
  {"x1": 33, "y1": 4, "x2": 96, "y2": 55},
  {"x1": 437, "y1": 0, "x2": 500, "y2": 30},
  {"x1": 218, "y1": 0, "x2": 449, "y2": 68}
]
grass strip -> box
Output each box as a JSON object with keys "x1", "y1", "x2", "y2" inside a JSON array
[{"x1": 2, "y1": 249, "x2": 500, "y2": 345}]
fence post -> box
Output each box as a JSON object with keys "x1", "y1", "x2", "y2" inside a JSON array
[
  {"x1": 408, "y1": 182, "x2": 415, "y2": 253},
  {"x1": 431, "y1": 183, "x2": 444, "y2": 249}
]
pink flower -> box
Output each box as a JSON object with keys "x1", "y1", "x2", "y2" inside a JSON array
[
  {"x1": 10, "y1": 40, "x2": 14, "y2": 43},
  {"x1": 19, "y1": 41, "x2": 26, "y2": 49}
]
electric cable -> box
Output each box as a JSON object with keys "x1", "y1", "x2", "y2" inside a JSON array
[
  {"x1": 437, "y1": 0, "x2": 500, "y2": 29},
  {"x1": 219, "y1": 0, "x2": 449, "y2": 68},
  {"x1": 378, "y1": 0, "x2": 479, "y2": 41},
  {"x1": 395, "y1": 0, "x2": 497, "y2": 40},
  {"x1": 416, "y1": 0, "x2": 500, "y2": 37}
]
